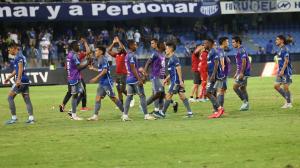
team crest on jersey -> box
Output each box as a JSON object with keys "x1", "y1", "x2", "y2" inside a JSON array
[{"x1": 200, "y1": 1, "x2": 219, "y2": 16}]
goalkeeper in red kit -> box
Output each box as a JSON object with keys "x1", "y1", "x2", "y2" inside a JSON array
[{"x1": 197, "y1": 40, "x2": 209, "y2": 102}]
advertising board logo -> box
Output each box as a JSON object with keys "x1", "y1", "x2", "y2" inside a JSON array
[
  {"x1": 277, "y1": 1, "x2": 291, "y2": 10},
  {"x1": 200, "y1": 4, "x2": 219, "y2": 16}
]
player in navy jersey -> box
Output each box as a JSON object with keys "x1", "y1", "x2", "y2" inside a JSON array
[
  {"x1": 232, "y1": 36, "x2": 251, "y2": 111},
  {"x1": 274, "y1": 35, "x2": 293, "y2": 108},
  {"x1": 87, "y1": 45, "x2": 124, "y2": 121},
  {"x1": 212, "y1": 37, "x2": 230, "y2": 118},
  {"x1": 205, "y1": 39, "x2": 225, "y2": 119},
  {"x1": 122, "y1": 40, "x2": 156, "y2": 121},
  {"x1": 4, "y1": 43, "x2": 35, "y2": 124},
  {"x1": 161, "y1": 42, "x2": 193, "y2": 118}
]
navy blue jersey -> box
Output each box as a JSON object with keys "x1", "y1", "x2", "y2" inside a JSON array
[
  {"x1": 277, "y1": 45, "x2": 292, "y2": 76},
  {"x1": 216, "y1": 47, "x2": 227, "y2": 80},
  {"x1": 97, "y1": 56, "x2": 114, "y2": 87},
  {"x1": 13, "y1": 52, "x2": 29, "y2": 84},
  {"x1": 167, "y1": 54, "x2": 180, "y2": 84},
  {"x1": 207, "y1": 48, "x2": 218, "y2": 77}
]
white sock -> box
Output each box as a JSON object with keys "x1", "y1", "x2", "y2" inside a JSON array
[
  {"x1": 154, "y1": 107, "x2": 159, "y2": 111},
  {"x1": 159, "y1": 110, "x2": 164, "y2": 115},
  {"x1": 12, "y1": 115, "x2": 17, "y2": 120},
  {"x1": 28, "y1": 115, "x2": 34, "y2": 121},
  {"x1": 187, "y1": 111, "x2": 193, "y2": 115},
  {"x1": 72, "y1": 113, "x2": 77, "y2": 118}
]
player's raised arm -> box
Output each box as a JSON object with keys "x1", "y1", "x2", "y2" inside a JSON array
[
  {"x1": 107, "y1": 37, "x2": 118, "y2": 57},
  {"x1": 81, "y1": 37, "x2": 91, "y2": 55},
  {"x1": 116, "y1": 37, "x2": 126, "y2": 52}
]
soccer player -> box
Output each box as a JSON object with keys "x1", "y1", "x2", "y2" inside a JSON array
[
  {"x1": 59, "y1": 38, "x2": 91, "y2": 112},
  {"x1": 77, "y1": 37, "x2": 92, "y2": 111},
  {"x1": 189, "y1": 44, "x2": 201, "y2": 102},
  {"x1": 107, "y1": 36, "x2": 128, "y2": 105},
  {"x1": 143, "y1": 39, "x2": 166, "y2": 117},
  {"x1": 4, "y1": 43, "x2": 34, "y2": 124},
  {"x1": 205, "y1": 38, "x2": 224, "y2": 119},
  {"x1": 87, "y1": 45, "x2": 124, "y2": 121},
  {"x1": 274, "y1": 35, "x2": 293, "y2": 108},
  {"x1": 197, "y1": 42, "x2": 209, "y2": 102},
  {"x1": 161, "y1": 42, "x2": 193, "y2": 118},
  {"x1": 232, "y1": 36, "x2": 251, "y2": 111},
  {"x1": 66, "y1": 41, "x2": 91, "y2": 120},
  {"x1": 214, "y1": 37, "x2": 230, "y2": 117},
  {"x1": 122, "y1": 40, "x2": 156, "y2": 121}
]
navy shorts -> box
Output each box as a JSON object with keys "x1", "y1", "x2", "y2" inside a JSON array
[
  {"x1": 275, "y1": 75, "x2": 292, "y2": 85},
  {"x1": 11, "y1": 83, "x2": 29, "y2": 94},
  {"x1": 215, "y1": 79, "x2": 227, "y2": 90}
]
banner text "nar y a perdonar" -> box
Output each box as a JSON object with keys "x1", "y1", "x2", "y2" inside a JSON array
[{"x1": 0, "y1": 2, "x2": 220, "y2": 21}]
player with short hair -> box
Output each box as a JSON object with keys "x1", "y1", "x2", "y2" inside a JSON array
[
  {"x1": 59, "y1": 38, "x2": 91, "y2": 112},
  {"x1": 66, "y1": 41, "x2": 91, "y2": 120},
  {"x1": 107, "y1": 36, "x2": 128, "y2": 105},
  {"x1": 161, "y1": 42, "x2": 193, "y2": 118},
  {"x1": 274, "y1": 35, "x2": 293, "y2": 108},
  {"x1": 189, "y1": 44, "x2": 201, "y2": 102},
  {"x1": 143, "y1": 39, "x2": 166, "y2": 117},
  {"x1": 205, "y1": 39, "x2": 225, "y2": 119},
  {"x1": 197, "y1": 41, "x2": 209, "y2": 102},
  {"x1": 232, "y1": 36, "x2": 251, "y2": 111},
  {"x1": 210, "y1": 37, "x2": 230, "y2": 118},
  {"x1": 122, "y1": 40, "x2": 156, "y2": 121},
  {"x1": 4, "y1": 43, "x2": 35, "y2": 124},
  {"x1": 87, "y1": 45, "x2": 124, "y2": 121}
]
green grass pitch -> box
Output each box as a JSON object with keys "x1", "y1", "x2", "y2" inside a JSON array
[{"x1": 0, "y1": 76, "x2": 299, "y2": 168}]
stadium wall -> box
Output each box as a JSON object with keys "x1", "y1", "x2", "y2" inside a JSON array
[{"x1": 1, "y1": 61, "x2": 300, "y2": 87}]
